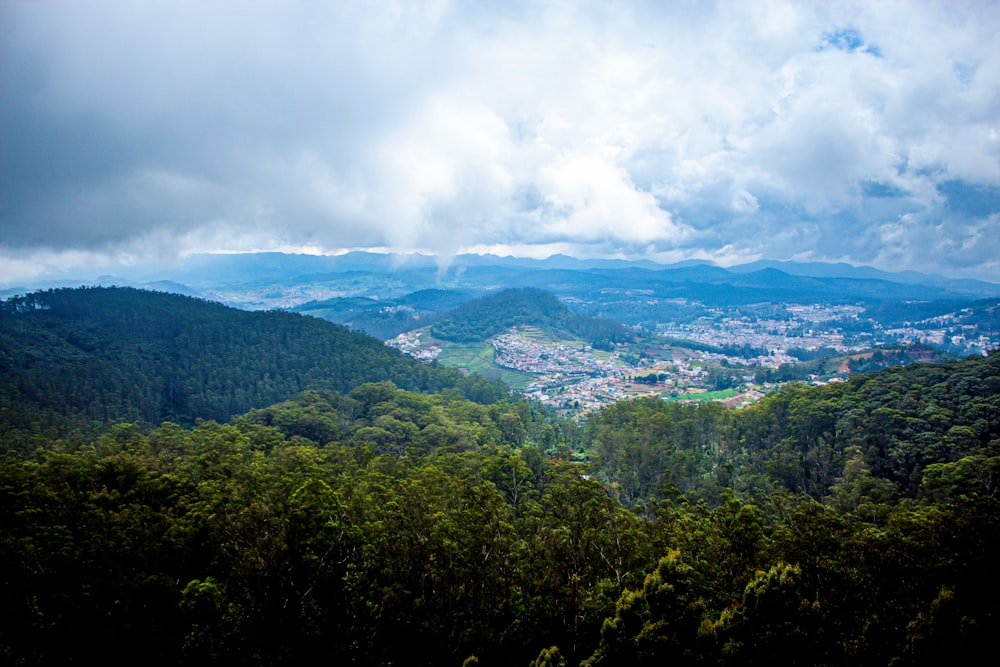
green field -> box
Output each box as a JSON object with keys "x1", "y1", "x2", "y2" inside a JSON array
[
  {"x1": 661, "y1": 388, "x2": 738, "y2": 403},
  {"x1": 434, "y1": 341, "x2": 536, "y2": 390}
]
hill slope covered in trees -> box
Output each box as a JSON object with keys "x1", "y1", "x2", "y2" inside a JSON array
[
  {"x1": 430, "y1": 288, "x2": 631, "y2": 349},
  {"x1": 587, "y1": 351, "x2": 1000, "y2": 508},
  {"x1": 0, "y1": 287, "x2": 506, "y2": 446}
]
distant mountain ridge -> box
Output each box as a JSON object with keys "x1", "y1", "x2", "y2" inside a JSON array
[
  {"x1": 7, "y1": 252, "x2": 999, "y2": 307},
  {"x1": 726, "y1": 259, "x2": 998, "y2": 292},
  {"x1": 169, "y1": 251, "x2": 1000, "y2": 294}
]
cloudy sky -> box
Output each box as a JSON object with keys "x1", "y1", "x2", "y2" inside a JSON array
[{"x1": 2, "y1": 0, "x2": 1000, "y2": 284}]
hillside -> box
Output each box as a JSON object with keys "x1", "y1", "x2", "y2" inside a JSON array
[
  {"x1": 430, "y1": 288, "x2": 632, "y2": 349},
  {"x1": 0, "y1": 287, "x2": 507, "y2": 445}
]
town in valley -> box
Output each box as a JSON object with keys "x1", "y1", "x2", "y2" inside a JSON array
[{"x1": 389, "y1": 297, "x2": 1000, "y2": 416}]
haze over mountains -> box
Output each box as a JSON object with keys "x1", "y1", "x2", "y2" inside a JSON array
[{"x1": 5, "y1": 252, "x2": 998, "y2": 309}]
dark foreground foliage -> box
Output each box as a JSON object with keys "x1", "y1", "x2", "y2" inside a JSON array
[{"x1": 3, "y1": 379, "x2": 998, "y2": 666}]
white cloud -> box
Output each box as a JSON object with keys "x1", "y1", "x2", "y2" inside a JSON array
[
  {"x1": 2, "y1": 0, "x2": 1000, "y2": 284},
  {"x1": 535, "y1": 151, "x2": 690, "y2": 245},
  {"x1": 375, "y1": 94, "x2": 514, "y2": 252}
]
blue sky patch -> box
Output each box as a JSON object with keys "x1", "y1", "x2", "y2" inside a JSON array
[
  {"x1": 862, "y1": 180, "x2": 908, "y2": 199},
  {"x1": 939, "y1": 180, "x2": 1000, "y2": 218},
  {"x1": 822, "y1": 27, "x2": 882, "y2": 57}
]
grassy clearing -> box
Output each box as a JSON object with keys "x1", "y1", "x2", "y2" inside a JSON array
[
  {"x1": 435, "y1": 341, "x2": 536, "y2": 390},
  {"x1": 661, "y1": 388, "x2": 738, "y2": 403},
  {"x1": 435, "y1": 341, "x2": 494, "y2": 371}
]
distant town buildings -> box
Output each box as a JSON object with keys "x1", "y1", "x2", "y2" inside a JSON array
[{"x1": 388, "y1": 301, "x2": 999, "y2": 416}]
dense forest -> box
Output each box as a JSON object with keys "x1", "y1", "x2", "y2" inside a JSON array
[
  {"x1": 1, "y1": 287, "x2": 998, "y2": 665},
  {"x1": 430, "y1": 288, "x2": 632, "y2": 349},
  {"x1": 588, "y1": 351, "x2": 1000, "y2": 508},
  {"x1": 0, "y1": 287, "x2": 506, "y2": 446}
]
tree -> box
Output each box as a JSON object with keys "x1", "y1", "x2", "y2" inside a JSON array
[
  {"x1": 710, "y1": 562, "x2": 820, "y2": 666},
  {"x1": 582, "y1": 550, "x2": 706, "y2": 667}
]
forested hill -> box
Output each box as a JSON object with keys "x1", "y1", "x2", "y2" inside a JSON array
[
  {"x1": 0, "y1": 287, "x2": 506, "y2": 443},
  {"x1": 430, "y1": 287, "x2": 631, "y2": 348},
  {"x1": 588, "y1": 350, "x2": 1000, "y2": 508}
]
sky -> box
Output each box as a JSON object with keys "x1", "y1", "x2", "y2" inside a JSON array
[{"x1": 2, "y1": 0, "x2": 1000, "y2": 285}]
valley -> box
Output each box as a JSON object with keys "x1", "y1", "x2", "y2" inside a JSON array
[
  {"x1": 8, "y1": 252, "x2": 998, "y2": 419},
  {"x1": 387, "y1": 292, "x2": 997, "y2": 416}
]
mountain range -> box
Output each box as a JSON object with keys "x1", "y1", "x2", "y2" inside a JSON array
[{"x1": 4, "y1": 252, "x2": 999, "y2": 307}]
